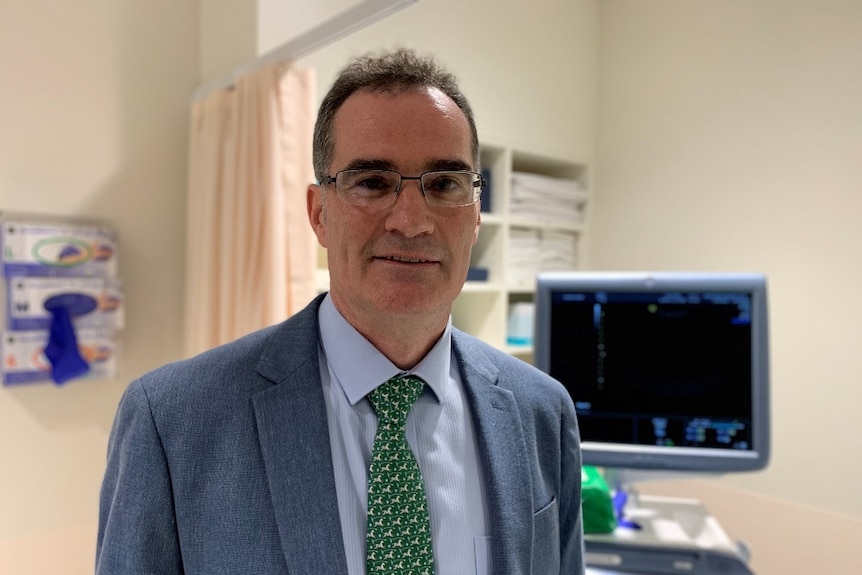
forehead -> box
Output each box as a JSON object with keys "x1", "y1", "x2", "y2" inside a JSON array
[{"x1": 330, "y1": 86, "x2": 473, "y2": 171}]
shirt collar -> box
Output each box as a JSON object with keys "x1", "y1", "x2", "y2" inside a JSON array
[{"x1": 318, "y1": 293, "x2": 451, "y2": 406}]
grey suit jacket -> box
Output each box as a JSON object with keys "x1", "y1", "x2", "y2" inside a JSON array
[{"x1": 97, "y1": 295, "x2": 584, "y2": 574}]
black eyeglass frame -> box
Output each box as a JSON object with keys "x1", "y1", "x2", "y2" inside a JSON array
[{"x1": 322, "y1": 169, "x2": 486, "y2": 208}]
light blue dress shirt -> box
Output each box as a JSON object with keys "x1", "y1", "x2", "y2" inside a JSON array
[{"x1": 318, "y1": 294, "x2": 491, "y2": 575}]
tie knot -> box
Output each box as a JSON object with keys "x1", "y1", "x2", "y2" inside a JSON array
[{"x1": 368, "y1": 375, "x2": 424, "y2": 427}]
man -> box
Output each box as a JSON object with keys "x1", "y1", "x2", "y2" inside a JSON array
[{"x1": 97, "y1": 48, "x2": 584, "y2": 575}]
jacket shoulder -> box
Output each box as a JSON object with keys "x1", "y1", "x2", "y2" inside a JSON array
[{"x1": 134, "y1": 296, "x2": 323, "y2": 407}]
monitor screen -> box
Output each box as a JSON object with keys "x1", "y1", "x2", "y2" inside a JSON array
[{"x1": 534, "y1": 271, "x2": 770, "y2": 475}]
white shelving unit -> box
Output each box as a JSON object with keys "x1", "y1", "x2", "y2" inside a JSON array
[{"x1": 451, "y1": 143, "x2": 589, "y2": 362}]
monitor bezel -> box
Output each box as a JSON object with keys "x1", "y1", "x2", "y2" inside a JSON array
[{"x1": 534, "y1": 271, "x2": 770, "y2": 474}]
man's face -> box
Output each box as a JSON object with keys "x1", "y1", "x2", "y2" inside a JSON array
[{"x1": 307, "y1": 86, "x2": 480, "y2": 328}]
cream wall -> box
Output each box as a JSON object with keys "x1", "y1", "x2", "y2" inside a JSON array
[
  {"x1": 594, "y1": 1, "x2": 862, "y2": 572},
  {"x1": 0, "y1": 1, "x2": 197, "y2": 573},
  {"x1": 294, "y1": 0, "x2": 598, "y2": 163},
  {"x1": 257, "y1": 0, "x2": 354, "y2": 55},
  {"x1": 199, "y1": 0, "x2": 257, "y2": 85}
]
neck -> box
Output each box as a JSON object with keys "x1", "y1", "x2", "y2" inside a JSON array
[
  {"x1": 366, "y1": 322, "x2": 446, "y2": 370},
  {"x1": 331, "y1": 297, "x2": 449, "y2": 370}
]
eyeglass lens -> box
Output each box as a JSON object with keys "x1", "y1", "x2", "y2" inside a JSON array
[{"x1": 336, "y1": 170, "x2": 479, "y2": 207}]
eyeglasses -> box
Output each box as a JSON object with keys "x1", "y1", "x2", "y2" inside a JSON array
[{"x1": 323, "y1": 169, "x2": 484, "y2": 208}]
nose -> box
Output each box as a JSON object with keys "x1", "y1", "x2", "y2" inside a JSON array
[{"x1": 385, "y1": 179, "x2": 434, "y2": 237}]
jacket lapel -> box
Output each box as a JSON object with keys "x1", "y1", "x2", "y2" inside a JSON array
[
  {"x1": 247, "y1": 305, "x2": 534, "y2": 574},
  {"x1": 454, "y1": 331, "x2": 533, "y2": 575},
  {"x1": 251, "y1": 297, "x2": 349, "y2": 574}
]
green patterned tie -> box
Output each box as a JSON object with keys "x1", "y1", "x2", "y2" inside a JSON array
[{"x1": 366, "y1": 374, "x2": 434, "y2": 575}]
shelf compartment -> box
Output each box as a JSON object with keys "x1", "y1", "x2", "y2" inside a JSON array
[{"x1": 452, "y1": 289, "x2": 507, "y2": 349}]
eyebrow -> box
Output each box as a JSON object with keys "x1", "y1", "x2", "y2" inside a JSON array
[
  {"x1": 342, "y1": 158, "x2": 397, "y2": 172},
  {"x1": 340, "y1": 158, "x2": 474, "y2": 174},
  {"x1": 425, "y1": 158, "x2": 473, "y2": 172}
]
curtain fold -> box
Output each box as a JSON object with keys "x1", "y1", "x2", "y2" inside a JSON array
[{"x1": 184, "y1": 62, "x2": 317, "y2": 357}]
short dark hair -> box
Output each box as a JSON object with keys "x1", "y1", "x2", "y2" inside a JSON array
[{"x1": 312, "y1": 48, "x2": 479, "y2": 182}]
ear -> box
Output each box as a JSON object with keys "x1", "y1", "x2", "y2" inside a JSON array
[
  {"x1": 472, "y1": 208, "x2": 481, "y2": 245},
  {"x1": 307, "y1": 184, "x2": 327, "y2": 248}
]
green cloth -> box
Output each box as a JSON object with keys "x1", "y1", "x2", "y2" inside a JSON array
[{"x1": 581, "y1": 466, "x2": 617, "y2": 534}]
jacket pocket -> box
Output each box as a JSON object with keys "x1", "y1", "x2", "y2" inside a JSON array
[{"x1": 531, "y1": 496, "x2": 561, "y2": 574}]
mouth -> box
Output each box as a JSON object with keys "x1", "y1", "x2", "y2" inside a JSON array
[{"x1": 376, "y1": 255, "x2": 437, "y2": 264}]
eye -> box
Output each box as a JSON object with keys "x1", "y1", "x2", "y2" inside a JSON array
[
  {"x1": 341, "y1": 171, "x2": 398, "y2": 198},
  {"x1": 424, "y1": 173, "x2": 464, "y2": 194},
  {"x1": 355, "y1": 174, "x2": 393, "y2": 191}
]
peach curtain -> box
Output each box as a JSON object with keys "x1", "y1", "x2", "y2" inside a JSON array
[{"x1": 184, "y1": 62, "x2": 317, "y2": 357}]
